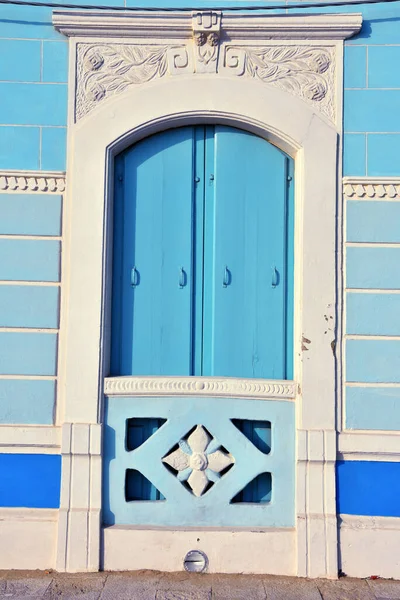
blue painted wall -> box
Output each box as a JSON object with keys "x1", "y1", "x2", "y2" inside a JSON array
[
  {"x1": 0, "y1": 193, "x2": 61, "y2": 424},
  {"x1": 1, "y1": 0, "x2": 400, "y2": 427},
  {"x1": 337, "y1": 461, "x2": 400, "y2": 517},
  {"x1": 340, "y1": 1, "x2": 400, "y2": 434},
  {"x1": 2, "y1": 0, "x2": 400, "y2": 526},
  {"x1": 0, "y1": 454, "x2": 61, "y2": 508}
]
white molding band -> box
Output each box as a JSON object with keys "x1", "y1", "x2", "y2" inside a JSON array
[
  {"x1": 53, "y1": 11, "x2": 362, "y2": 40},
  {"x1": 0, "y1": 507, "x2": 58, "y2": 521},
  {"x1": 0, "y1": 425, "x2": 61, "y2": 454},
  {"x1": 104, "y1": 376, "x2": 296, "y2": 400},
  {"x1": 343, "y1": 177, "x2": 400, "y2": 200},
  {"x1": 338, "y1": 432, "x2": 400, "y2": 462},
  {"x1": 0, "y1": 170, "x2": 66, "y2": 193}
]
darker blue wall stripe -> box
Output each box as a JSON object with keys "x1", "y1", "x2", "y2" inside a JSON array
[
  {"x1": 337, "y1": 460, "x2": 400, "y2": 517},
  {"x1": 0, "y1": 454, "x2": 61, "y2": 508}
]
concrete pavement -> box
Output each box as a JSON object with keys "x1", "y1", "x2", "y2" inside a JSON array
[{"x1": 0, "y1": 571, "x2": 400, "y2": 600}]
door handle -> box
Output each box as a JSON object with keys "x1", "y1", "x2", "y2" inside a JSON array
[
  {"x1": 272, "y1": 266, "x2": 279, "y2": 288},
  {"x1": 223, "y1": 266, "x2": 231, "y2": 288},
  {"x1": 130, "y1": 266, "x2": 138, "y2": 287},
  {"x1": 179, "y1": 267, "x2": 187, "y2": 288}
]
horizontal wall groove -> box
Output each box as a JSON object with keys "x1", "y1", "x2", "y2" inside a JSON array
[
  {"x1": 0, "y1": 281, "x2": 60, "y2": 287},
  {"x1": 0, "y1": 81, "x2": 67, "y2": 86},
  {"x1": 0, "y1": 327, "x2": 58, "y2": 333},
  {"x1": 346, "y1": 334, "x2": 400, "y2": 340},
  {"x1": 346, "y1": 288, "x2": 400, "y2": 294},
  {"x1": 346, "y1": 242, "x2": 400, "y2": 248},
  {"x1": 346, "y1": 198, "x2": 400, "y2": 202},
  {"x1": 0, "y1": 235, "x2": 62, "y2": 241},
  {"x1": 346, "y1": 381, "x2": 400, "y2": 387},
  {"x1": 0, "y1": 375, "x2": 56, "y2": 380},
  {"x1": 0, "y1": 124, "x2": 67, "y2": 128}
]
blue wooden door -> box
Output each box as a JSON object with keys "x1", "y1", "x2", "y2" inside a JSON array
[
  {"x1": 203, "y1": 126, "x2": 293, "y2": 379},
  {"x1": 111, "y1": 127, "x2": 196, "y2": 376},
  {"x1": 111, "y1": 125, "x2": 293, "y2": 379}
]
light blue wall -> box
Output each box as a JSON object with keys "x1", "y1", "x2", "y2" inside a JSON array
[
  {"x1": 2, "y1": 0, "x2": 400, "y2": 527},
  {"x1": 0, "y1": 192, "x2": 60, "y2": 424},
  {"x1": 0, "y1": 194, "x2": 62, "y2": 236},
  {"x1": 346, "y1": 205, "x2": 400, "y2": 429},
  {"x1": 346, "y1": 387, "x2": 400, "y2": 431},
  {"x1": 0, "y1": 380, "x2": 55, "y2": 425},
  {"x1": 0, "y1": 9, "x2": 68, "y2": 171},
  {"x1": 343, "y1": 4, "x2": 400, "y2": 432}
]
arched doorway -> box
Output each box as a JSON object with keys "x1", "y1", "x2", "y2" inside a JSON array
[
  {"x1": 102, "y1": 125, "x2": 296, "y2": 546},
  {"x1": 55, "y1": 70, "x2": 339, "y2": 577},
  {"x1": 110, "y1": 125, "x2": 294, "y2": 380}
]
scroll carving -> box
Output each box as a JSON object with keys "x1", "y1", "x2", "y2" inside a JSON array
[
  {"x1": 76, "y1": 39, "x2": 336, "y2": 122},
  {"x1": 76, "y1": 43, "x2": 189, "y2": 120},
  {"x1": 222, "y1": 45, "x2": 335, "y2": 121}
]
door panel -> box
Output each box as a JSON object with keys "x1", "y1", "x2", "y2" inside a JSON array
[
  {"x1": 111, "y1": 127, "x2": 196, "y2": 376},
  {"x1": 111, "y1": 125, "x2": 293, "y2": 380},
  {"x1": 203, "y1": 126, "x2": 290, "y2": 379}
]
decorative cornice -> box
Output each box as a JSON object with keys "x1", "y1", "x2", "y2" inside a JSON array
[
  {"x1": 54, "y1": 10, "x2": 361, "y2": 123},
  {"x1": 0, "y1": 171, "x2": 66, "y2": 194},
  {"x1": 343, "y1": 177, "x2": 400, "y2": 201},
  {"x1": 104, "y1": 376, "x2": 296, "y2": 400},
  {"x1": 53, "y1": 11, "x2": 362, "y2": 41}
]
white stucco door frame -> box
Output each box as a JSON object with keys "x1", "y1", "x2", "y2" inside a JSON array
[{"x1": 53, "y1": 10, "x2": 362, "y2": 577}]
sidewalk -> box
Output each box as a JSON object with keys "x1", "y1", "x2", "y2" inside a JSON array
[{"x1": 1, "y1": 571, "x2": 400, "y2": 600}]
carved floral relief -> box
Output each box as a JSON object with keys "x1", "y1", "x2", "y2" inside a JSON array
[
  {"x1": 76, "y1": 43, "x2": 188, "y2": 120},
  {"x1": 222, "y1": 45, "x2": 335, "y2": 121},
  {"x1": 76, "y1": 39, "x2": 335, "y2": 122},
  {"x1": 163, "y1": 425, "x2": 234, "y2": 497}
]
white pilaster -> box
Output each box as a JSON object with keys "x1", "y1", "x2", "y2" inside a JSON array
[{"x1": 56, "y1": 422, "x2": 102, "y2": 572}]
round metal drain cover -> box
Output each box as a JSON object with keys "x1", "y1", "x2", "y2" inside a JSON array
[{"x1": 184, "y1": 550, "x2": 208, "y2": 573}]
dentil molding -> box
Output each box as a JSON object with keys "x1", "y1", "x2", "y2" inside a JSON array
[
  {"x1": 53, "y1": 10, "x2": 362, "y2": 123},
  {"x1": 343, "y1": 177, "x2": 400, "y2": 200},
  {"x1": 104, "y1": 376, "x2": 296, "y2": 400},
  {"x1": 0, "y1": 170, "x2": 66, "y2": 193}
]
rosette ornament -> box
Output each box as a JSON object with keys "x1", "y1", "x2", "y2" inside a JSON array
[{"x1": 162, "y1": 425, "x2": 234, "y2": 497}]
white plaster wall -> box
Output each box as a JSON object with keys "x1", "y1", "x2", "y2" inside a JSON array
[
  {"x1": 0, "y1": 509, "x2": 57, "y2": 570},
  {"x1": 103, "y1": 527, "x2": 296, "y2": 574},
  {"x1": 339, "y1": 515, "x2": 400, "y2": 579}
]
